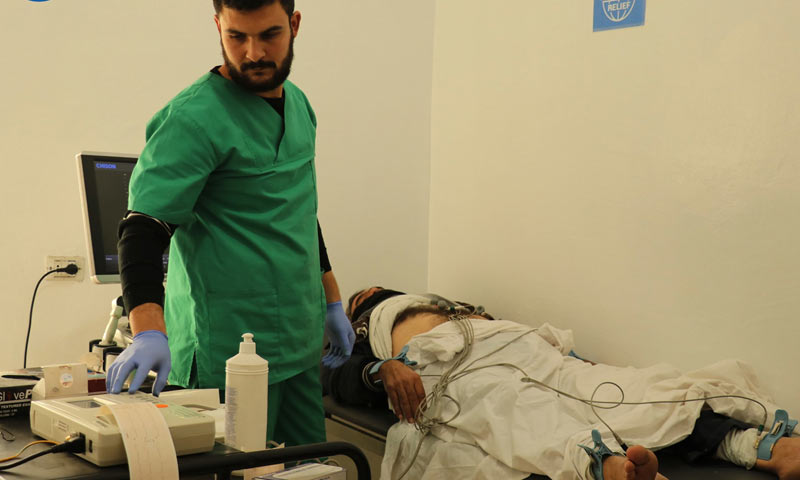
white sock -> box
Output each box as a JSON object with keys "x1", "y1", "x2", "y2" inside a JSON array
[{"x1": 714, "y1": 427, "x2": 759, "y2": 469}]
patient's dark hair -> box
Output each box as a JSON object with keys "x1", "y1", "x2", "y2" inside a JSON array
[
  {"x1": 346, "y1": 288, "x2": 365, "y2": 318},
  {"x1": 392, "y1": 305, "x2": 448, "y2": 331},
  {"x1": 349, "y1": 288, "x2": 405, "y2": 321},
  {"x1": 213, "y1": 0, "x2": 294, "y2": 17}
]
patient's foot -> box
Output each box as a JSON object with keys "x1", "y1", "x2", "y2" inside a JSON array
[
  {"x1": 602, "y1": 445, "x2": 668, "y2": 480},
  {"x1": 756, "y1": 436, "x2": 800, "y2": 480}
]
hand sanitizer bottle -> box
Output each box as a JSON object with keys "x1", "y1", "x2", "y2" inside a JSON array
[{"x1": 225, "y1": 333, "x2": 269, "y2": 451}]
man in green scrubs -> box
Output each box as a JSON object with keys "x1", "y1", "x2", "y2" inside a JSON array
[{"x1": 107, "y1": 0, "x2": 355, "y2": 448}]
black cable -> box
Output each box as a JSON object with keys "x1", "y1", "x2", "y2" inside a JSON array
[
  {"x1": 25, "y1": 264, "x2": 79, "y2": 368},
  {"x1": 0, "y1": 447, "x2": 52, "y2": 470},
  {"x1": 0, "y1": 435, "x2": 85, "y2": 471}
]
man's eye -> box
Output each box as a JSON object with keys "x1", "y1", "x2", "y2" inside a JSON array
[
  {"x1": 261, "y1": 32, "x2": 279, "y2": 40},
  {"x1": 229, "y1": 34, "x2": 244, "y2": 41}
]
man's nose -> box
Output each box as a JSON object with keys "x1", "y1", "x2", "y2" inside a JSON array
[{"x1": 245, "y1": 38, "x2": 266, "y2": 62}]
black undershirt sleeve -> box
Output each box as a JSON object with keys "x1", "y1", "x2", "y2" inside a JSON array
[
  {"x1": 318, "y1": 222, "x2": 331, "y2": 273},
  {"x1": 117, "y1": 213, "x2": 173, "y2": 313}
]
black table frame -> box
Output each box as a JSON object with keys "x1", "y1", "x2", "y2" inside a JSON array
[{"x1": 0, "y1": 414, "x2": 370, "y2": 480}]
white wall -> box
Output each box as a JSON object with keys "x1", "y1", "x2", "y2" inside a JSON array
[
  {"x1": 301, "y1": 1, "x2": 434, "y2": 299},
  {"x1": 0, "y1": 1, "x2": 433, "y2": 370},
  {"x1": 429, "y1": 0, "x2": 800, "y2": 416}
]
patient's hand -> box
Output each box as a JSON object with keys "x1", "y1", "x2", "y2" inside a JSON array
[{"x1": 376, "y1": 360, "x2": 426, "y2": 423}]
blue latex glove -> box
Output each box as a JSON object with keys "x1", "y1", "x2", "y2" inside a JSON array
[
  {"x1": 106, "y1": 330, "x2": 171, "y2": 396},
  {"x1": 322, "y1": 301, "x2": 355, "y2": 369}
]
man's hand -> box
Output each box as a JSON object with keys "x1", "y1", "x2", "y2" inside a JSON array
[
  {"x1": 322, "y1": 301, "x2": 355, "y2": 369},
  {"x1": 106, "y1": 330, "x2": 171, "y2": 396},
  {"x1": 377, "y1": 360, "x2": 426, "y2": 423}
]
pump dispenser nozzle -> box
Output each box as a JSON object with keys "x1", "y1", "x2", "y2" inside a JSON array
[{"x1": 239, "y1": 333, "x2": 256, "y2": 354}]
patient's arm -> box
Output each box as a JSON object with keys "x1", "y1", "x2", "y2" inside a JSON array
[
  {"x1": 321, "y1": 310, "x2": 440, "y2": 413},
  {"x1": 386, "y1": 309, "x2": 480, "y2": 422},
  {"x1": 374, "y1": 360, "x2": 426, "y2": 423},
  {"x1": 321, "y1": 341, "x2": 386, "y2": 408}
]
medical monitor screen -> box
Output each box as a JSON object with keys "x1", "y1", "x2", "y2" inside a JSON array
[{"x1": 77, "y1": 152, "x2": 168, "y2": 284}]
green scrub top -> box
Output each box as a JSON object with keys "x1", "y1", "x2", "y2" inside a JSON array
[{"x1": 128, "y1": 73, "x2": 325, "y2": 389}]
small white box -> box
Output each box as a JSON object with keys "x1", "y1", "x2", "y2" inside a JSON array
[{"x1": 255, "y1": 462, "x2": 346, "y2": 480}]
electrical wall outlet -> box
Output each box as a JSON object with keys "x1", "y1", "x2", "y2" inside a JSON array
[{"x1": 45, "y1": 255, "x2": 85, "y2": 281}]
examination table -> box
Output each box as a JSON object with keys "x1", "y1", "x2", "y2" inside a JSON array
[{"x1": 323, "y1": 395, "x2": 775, "y2": 479}]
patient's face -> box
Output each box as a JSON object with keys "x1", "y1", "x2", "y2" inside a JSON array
[{"x1": 348, "y1": 287, "x2": 383, "y2": 317}]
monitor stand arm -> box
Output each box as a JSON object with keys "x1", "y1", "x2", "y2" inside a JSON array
[{"x1": 88, "y1": 296, "x2": 127, "y2": 372}]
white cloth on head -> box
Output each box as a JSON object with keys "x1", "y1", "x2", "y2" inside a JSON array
[
  {"x1": 380, "y1": 318, "x2": 779, "y2": 480},
  {"x1": 368, "y1": 294, "x2": 432, "y2": 360},
  {"x1": 367, "y1": 293, "x2": 576, "y2": 360}
]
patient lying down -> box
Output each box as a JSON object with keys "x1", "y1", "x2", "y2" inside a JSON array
[
  {"x1": 354, "y1": 292, "x2": 800, "y2": 480},
  {"x1": 392, "y1": 308, "x2": 673, "y2": 480}
]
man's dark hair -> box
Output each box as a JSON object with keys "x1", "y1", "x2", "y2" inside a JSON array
[{"x1": 213, "y1": 0, "x2": 294, "y2": 18}]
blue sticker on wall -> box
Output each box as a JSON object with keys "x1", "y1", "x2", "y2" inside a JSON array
[{"x1": 593, "y1": 0, "x2": 646, "y2": 32}]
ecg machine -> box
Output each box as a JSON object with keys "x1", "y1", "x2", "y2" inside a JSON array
[{"x1": 30, "y1": 392, "x2": 215, "y2": 467}]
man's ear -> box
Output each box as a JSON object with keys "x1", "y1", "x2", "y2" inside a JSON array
[
  {"x1": 290, "y1": 11, "x2": 301, "y2": 37},
  {"x1": 214, "y1": 14, "x2": 221, "y2": 34}
]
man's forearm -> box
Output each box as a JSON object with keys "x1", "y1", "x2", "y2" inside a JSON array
[
  {"x1": 129, "y1": 302, "x2": 167, "y2": 336},
  {"x1": 322, "y1": 270, "x2": 341, "y2": 304}
]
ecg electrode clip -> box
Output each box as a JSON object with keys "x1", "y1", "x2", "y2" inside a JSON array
[
  {"x1": 757, "y1": 409, "x2": 798, "y2": 460},
  {"x1": 578, "y1": 429, "x2": 625, "y2": 480}
]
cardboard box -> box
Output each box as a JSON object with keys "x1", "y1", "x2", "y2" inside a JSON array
[
  {"x1": 0, "y1": 366, "x2": 107, "y2": 419},
  {"x1": 0, "y1": 368, "x2": 41, "y2": 419}
]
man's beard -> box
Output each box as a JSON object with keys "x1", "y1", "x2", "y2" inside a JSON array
[{"x1": 222, "y1": 36, "x2": 294, "y2": 93}]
